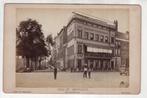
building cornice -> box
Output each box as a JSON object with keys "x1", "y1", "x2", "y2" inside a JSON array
[
  {"x1": 66, "y1": 12, "x2": 116, "y2": 30},
  {"x1": 116, "y1": 38, "x2": 129, "y2": 42}
]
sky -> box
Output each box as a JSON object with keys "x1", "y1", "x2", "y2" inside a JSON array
[{"x1": 16, "y1": 7, "x2": 129, "y2": 38}]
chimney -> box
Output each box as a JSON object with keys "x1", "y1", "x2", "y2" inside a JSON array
[{"x1": 114, "y1": 20, "x2": 118, "y2": 31}]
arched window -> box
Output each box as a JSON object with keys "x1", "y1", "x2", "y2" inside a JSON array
[
  {"x1": 100, "y1": 35, "x2": 104, "y2": 42},
  {"x1": 90, "y1": 33, "x2": 94, "y2": 40}
]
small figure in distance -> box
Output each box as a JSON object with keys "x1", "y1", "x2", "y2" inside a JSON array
[
  {"x1": 83, "y1": 64, "x2": 88, "y2": 78},
  {"x1": 88, "y1": 67, "x2": 92, "y2": 79},
  {"x1": 54, "y1": 66, "x2": 57, "y2": 80}
]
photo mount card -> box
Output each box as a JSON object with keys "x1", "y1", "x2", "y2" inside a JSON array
[{"x1": 3, "y1": 4, "x2": 141, "y2": 94}]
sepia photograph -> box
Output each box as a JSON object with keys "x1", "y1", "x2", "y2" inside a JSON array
[{"x1": 3, "y1": 4, "x2": 141, "y2": 94}]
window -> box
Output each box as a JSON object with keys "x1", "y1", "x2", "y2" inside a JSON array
[
  {"x1": 118, "y1": 49, "x2": 120, "y2": 55},
  {"x1": 67, "y1": 45, "x2": 74, "y2": 56},
  {"x1": 90, "y1": 33, "x2": 94, "y2": 40},
  {"x1": 84, "y1": 32, "x2": 89, "y2": 39},
  {"x1": 67, "y1": 31, "x2": 74, "y2": 41},
  {"x1": 98, "y1": 26, "x2": 102, "y2": 29},
  {"x1": 83, "y1": 21, "x2": 87, "y2": 25},
  {"x1": 105, "y1": 36, "x2": 108, "y2": 43},
  {"x1": 83, "y1": 44, "x2": 87, "y2": 53},
  {"x1": 118, "y1": 41, "x2": 121, "y2": 47},
  {"x1": 112, "y1": 49, "x2": 115, "y2": 56},
  {"x1": 103, "y1": 27, "x2": 107, "y2": 30},
  {"x1": 77, "y1": 29, "x2": 82, "y2": 38},
  {"x1": 77, "y1": 44, "x2": 82, "y2": 54},
  {"x1": 87, "y1": 22, "x2": 92, "y2": 26},
  {"x1": 111, "y1": 37, "x2": 115, "y2": 43},
  {"x1": 115, "y1": 41, "x2": 118, "y2": 46},
  {"x1": 93, "y1": 24, "x2": 97, "y2": 27},
  {"x1": 100, "y1": 35, "x2": 104, "y2": 42},
  {"x1": 115, "y1": 49, "x2": 117, "y2": 55},
  {"x1": 95, "y1": 34, "x2": 99, "y2": 41}
]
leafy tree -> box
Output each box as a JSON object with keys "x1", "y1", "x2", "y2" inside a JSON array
[
  {"x1": 46, "y1": 34, "x2": 55, "y2": 55},
  {"x1": 46, "y1": 34, "x2": 57, "y2": 67},
  {"x1": 46, "y1": 34, "x2": 54, "y2": 46},
  {"x1": 16, "y1": 19, "x2": 48, "y2": 71}
]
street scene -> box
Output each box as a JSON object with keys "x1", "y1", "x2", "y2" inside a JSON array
[{"x1": 16, "y1": 10, "x2": 129, "y2": 88}]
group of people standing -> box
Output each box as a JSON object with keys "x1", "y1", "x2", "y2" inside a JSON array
[
  {"x1": 83, "y1": 64, "x2": 92, "y2": 79},
  {"x1": 53, "y1": 64, "x2": 92, "y2": 80}
]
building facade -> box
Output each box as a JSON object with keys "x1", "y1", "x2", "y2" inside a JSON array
[{"x1": 54, "y1": 12, "x2": 129, "y2": 72}]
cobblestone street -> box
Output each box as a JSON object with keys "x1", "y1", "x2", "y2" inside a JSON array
[{"x1": 16, "y1": 72, "x2": 129, "y2": 88}]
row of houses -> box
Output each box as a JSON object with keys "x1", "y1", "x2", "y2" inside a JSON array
[{"x1": 53, "y1": 12, "x2": 129, "y2": 72}]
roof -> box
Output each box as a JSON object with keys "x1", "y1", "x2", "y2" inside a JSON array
[{"x1": 67, "y1": 12, "x2": 116, "y2": 29}]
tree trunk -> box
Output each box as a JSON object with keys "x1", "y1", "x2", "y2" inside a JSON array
[
  {"x1": 39, "y1": 57, "x2": 42, "y2": 70},
  {"x1": 34, "y1": 57, "x2": 37, "y2": 70},
  {"x1": 26, "y1": 57, "x2": 30, "y2": 68},
  {"x1": 30, "y1": 58, "x2": 33, "y2": 71}
]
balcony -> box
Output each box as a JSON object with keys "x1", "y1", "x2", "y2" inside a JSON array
[{"x1": 84, "y1": 52, "x2": 113, "y2": 59}]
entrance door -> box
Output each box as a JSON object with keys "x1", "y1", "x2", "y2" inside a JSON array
[
  {"x1": 77, "y1": 59, "x2": 82, "y2": 71},
  {"x1": 90, "y1": 60, "x2": 94, "y2": 70},
  {"x1": 100, "y1": 60, "x2": 103, "y2": 71},
  {"x1": 111, "y1": 61, "x2": 114, "y2": 71},
  {"x1": 95, "y1": 60, "x2": 99, "y2": 71}
]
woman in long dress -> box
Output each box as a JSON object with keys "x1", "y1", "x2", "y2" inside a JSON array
[{"x1": 83, "y1": 65, "x2": 88, "y2": 78}]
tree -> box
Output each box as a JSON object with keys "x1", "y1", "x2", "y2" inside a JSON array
[
  {"x1": 46, "y1": 34, "x2": 54, "y2": 46},
  {"x1": 46, "y1": 34, "x2": 55, "y2": 55},
  {"x1": 16, "y1": 19, "x2": 48, "y2": 71},
  {"x1": 46, "y1": 34, "x2": 57, "y2": 67}
]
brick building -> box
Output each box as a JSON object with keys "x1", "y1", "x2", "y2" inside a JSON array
[{"x1": 54, "y1": 12, "x2": 129, "y2": 72}]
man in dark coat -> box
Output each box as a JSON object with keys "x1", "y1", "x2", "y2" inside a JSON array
[
  {"x1": 54, "y1": 67, "x2": 57, "y2": 80},
  {"x1": 88, "y1": 67, "x2": 91, "y2": 79}
]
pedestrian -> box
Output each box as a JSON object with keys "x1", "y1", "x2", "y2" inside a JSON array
[
  {"x1": 83, "y1": 65, "x2": 88, "y2": 78},
  {"x1": 54, "y1": 66, "x2": 57, "y2": 80},
  {"x1": 88, "y1": 67, "x2": 91, "y2": 79}
]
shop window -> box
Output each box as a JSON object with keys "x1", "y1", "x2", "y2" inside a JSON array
[
  {"x1": 83, "y1": 44, "x2": 87, "y2": 53},
  {"x1": 118, "y1": 41, "x2": 121, "y2": 47},
  {"x1": 77, "y1": 59, "x2": 82, "y2": 71}
]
